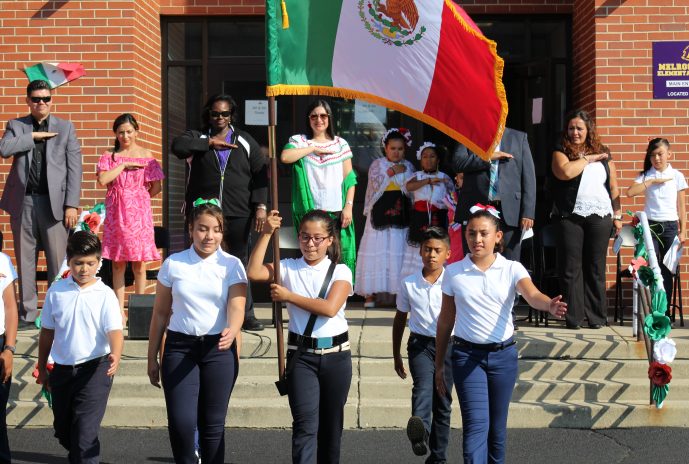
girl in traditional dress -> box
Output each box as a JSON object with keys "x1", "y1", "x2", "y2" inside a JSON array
[
  {"x1": 355, "y1": 128, "x2": 415, "y2": 305},
  {"x1": 402, "y1": 142, "x2": 455, "y2": 274},
  {"x1": 281, "y1": 100, "x2": 357, "y2": 276},
  {"x1": 97, "y1": 113, "x2": 164, "y2": 319}
]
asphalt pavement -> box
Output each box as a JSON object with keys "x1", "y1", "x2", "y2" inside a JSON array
[{"x1": 7, "y1": 427, "x2": 689, "y2": 463}]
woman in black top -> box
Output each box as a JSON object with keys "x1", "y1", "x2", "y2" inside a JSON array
[{"x1": 172, "y1": 94, "x2": 268, "y2": 331}]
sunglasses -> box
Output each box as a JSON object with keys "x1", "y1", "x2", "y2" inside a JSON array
[
  {"x1": 309, "y1": 113, "x2": 329, "y2": 121},
  {"x1": 30, "y1": 96, "x2": 52, "y2": 104},
  {"x1": 298, "y1": 234, "x2": 330, "y2": 245},
  {"x1": 210, "y1": 110, "x2": 231, "y2": 118}
]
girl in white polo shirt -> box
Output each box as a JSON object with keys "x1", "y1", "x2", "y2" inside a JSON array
[
  {"x1": 434, "y1": 207, "x2": 567, "y2": 464},
  {"x1": 248, "y1": 209, "x2": 353, "y2": 464},
  {"x1": 147, "y1": 199, "x2": 247, "y2": 464},
  {"x1": 628, "y1": 137, "x2": 687, "y2": 313}
]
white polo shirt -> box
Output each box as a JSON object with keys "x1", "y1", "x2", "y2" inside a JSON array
[
  {"x1": 41, "y1": 277, "x2": 123, "y2": 365},
  {"x1": 634, "y1": 165, "x2": 688, "y2": 221},
  {"x1": 158, "y1": 246, "x2": 248, "y2": 336},
  {"x1": 0, "y1": 253, "x2": 17, "y2": 336},
  {"x1": 441, "y1": 253, "x2": 529, "y2": 344},
  {"x1": 396, "y1": 269, "x2": 445, "y2": 338},
  {"x1": 281, "y1": 257, "x2": 352, "y2": 338}
]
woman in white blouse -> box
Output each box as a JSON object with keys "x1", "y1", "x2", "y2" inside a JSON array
[
  {"x1": 550, "y1": 110, "x2": 622, "y2": 330},
  {"x1": 147, "y1": 199, "x2": 247, "y2": 464}
]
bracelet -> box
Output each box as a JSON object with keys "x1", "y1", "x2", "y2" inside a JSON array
[
  {"x1": 256, "y1": 204, "x2": 267, "y2": 211},
  {"x1": 345, "y1": 200, "x2": 354, "y2": 206}
]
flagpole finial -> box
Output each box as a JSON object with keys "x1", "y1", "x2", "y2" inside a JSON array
[{"x1": 281, "y1": 0, "x2": 289, "y2": 29}]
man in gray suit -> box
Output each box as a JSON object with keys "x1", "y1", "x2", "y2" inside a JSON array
[
  {"x1": 452, "y1": 127, "x2": 536, "y2": 261},
  {"x1": 0, "y1": 80, "x2": 82, "y2": 324}
]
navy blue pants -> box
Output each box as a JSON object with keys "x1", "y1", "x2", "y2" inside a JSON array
[
  {"x1": 407, "y1": 334, "x2": 453, "y2": 464},
  {"x1": 50, "y1": 355, "x2": 113, "y2": 464},
  {"x1": 162, "y1": 330, "x2": 239, "y2": 464},
  {"x1": 650, "y1": 220, "x2": 678, "y2": 312},
  {"x1": 452, "y1": 341, "x2": 518, "y2": 464},
  {"x1": 0, "y1": 334, "x2": 10, "y2": 464},
  {"x1": 287, "y1": 349, "x2": 352, "y2": 464}
]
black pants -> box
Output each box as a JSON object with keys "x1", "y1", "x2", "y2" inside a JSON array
[
  {"x1": 287, "y1": 349, "x2": 352, "y2": 464},
  {"x1": 162, "y1": 330, "x2": 239, "y2": 464},
  {"x1": 558, "y1": 214, "x2": 612, "y2": 326},
  {"x1": 0, "y1": 335, "x2": 10, "y2": 464},
  {"x1": 224, "y1": 215, "x2": 255, "y2": 320},
  {"x1": 49, "y1": 355, "x2": 113, "y2": 464},
  {"x1": 650, "y1": 220, "x2": 678, "y2": 312}
]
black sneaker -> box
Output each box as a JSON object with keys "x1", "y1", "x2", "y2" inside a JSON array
[
  {"x1": 242, "y1": 317, "x2": 265, "y2": 331},
  {"x1": 406, "y1": 416, "x2": 428, "y2": 456}
]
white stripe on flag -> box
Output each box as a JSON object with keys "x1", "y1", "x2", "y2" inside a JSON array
[{"x1": 332, "y1": 0, "x2": 444, "y2": 112}]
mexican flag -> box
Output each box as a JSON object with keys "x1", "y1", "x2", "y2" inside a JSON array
[
  {"x1": 266, "y1": 0, "x2": 507, "y2": 159},
  {"x1": 24, "y1": 62, "x2": 86, "y2": 89}
]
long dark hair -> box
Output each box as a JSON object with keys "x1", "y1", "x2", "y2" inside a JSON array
[
  {"x1": 300, "y1": 210, "x2": 341, "y2": 264},
  {"x1": 112, "y1": 113, "x2": 139, "y2": 159},
  {"x1": 466, "y1": 209, "x2": 504, "y2": 254},
  {"x1": 201, "y1": 94, "x2": 238, "y2": 133},
  {"x1": 642, "y1": 138, "x2": 671, "y2": 175},
  {"x1": 304, "y1": 99, "x2": 335, "y2": 140},
  {"x1": 560, "y1": 109, "x2": 607, "y2": 160}
]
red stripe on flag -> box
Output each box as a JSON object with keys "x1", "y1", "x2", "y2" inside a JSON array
[{"x1": 424, "y1": 3, "x2": 504, "y2": 154}]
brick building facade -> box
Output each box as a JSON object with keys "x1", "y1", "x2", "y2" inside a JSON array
[{"x1": 0, "y1": 0, "x2": 688, "y2": 310}]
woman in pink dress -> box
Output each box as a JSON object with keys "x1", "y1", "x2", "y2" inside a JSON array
[{"x1": 97, "y1": 113, "x2": 164, "y2": 318}]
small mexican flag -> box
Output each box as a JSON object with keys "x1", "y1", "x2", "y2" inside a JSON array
[
  {"x1": 24, "y1": 62, "x2": 86, "y2": 89},
  {"x1": 266, "y1": 0, "x2": 507, "y2": 159}
]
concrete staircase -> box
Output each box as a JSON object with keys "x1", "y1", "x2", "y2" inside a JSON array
[{"x1": 8, "y1": 305, "x2": 689, "y2": 428}]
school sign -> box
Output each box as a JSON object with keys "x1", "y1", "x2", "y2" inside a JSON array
[{"x1": 653, "y1": 41, "x2": 689, "y2": 99}]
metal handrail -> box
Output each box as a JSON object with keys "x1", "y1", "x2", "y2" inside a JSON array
[{"x1": 632, "y1": 211, "x2": 664, "y2": 406}]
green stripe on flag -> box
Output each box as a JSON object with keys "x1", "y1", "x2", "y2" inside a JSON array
[
  {"x1": 25, "y1": 64, "x2": 51, "y2": 84},
  {"x1": 266, "y1": 0, "x2": 344, "y2": 87}
]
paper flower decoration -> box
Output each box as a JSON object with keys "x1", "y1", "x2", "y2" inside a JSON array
[
  {"x1": 653, "y1": 338, "x2": 677, "y2": 364},
  {"x1": 652, "y1": 384, "x2": 669, "y2": 408},
  {"x1": 648, "y1": 361, "x2": 672, "y2": 387},
  {"x1": 628, "y1": 256, "x2": 647, "y2": 277},
  {"x1": 644, "y1": 312, "x2": 672, "y2": 341},
  {"x1": 82, "y1": 212, "x2": 101, "y2": 233},
  {"x1": 651, "y1": 290, "x2": 668, "y2": 315}
]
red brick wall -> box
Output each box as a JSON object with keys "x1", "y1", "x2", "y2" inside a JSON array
[
  {"x1": 0, "y1": 0, "x2": 163, "y2": 302},
  {"x1": 592, "y1": 0, "x2": 689, "y2": 309}
]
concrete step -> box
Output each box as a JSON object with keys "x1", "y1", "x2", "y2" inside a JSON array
[{"x1": 7, "y1": 398, "x2": 359, "y2": 429}]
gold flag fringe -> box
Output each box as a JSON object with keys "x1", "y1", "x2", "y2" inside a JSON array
[{"x1": 281, "y1": 0, "x2": 289, "y2": 29}]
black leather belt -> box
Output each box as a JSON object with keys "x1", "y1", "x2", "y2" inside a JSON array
[
  {"x1": 53, "y1": 354, "x2": 109, "y2": 370},
  {"x1": 410, "y1": 332, "x2": 436, "y2": 343},
  {"x1": 288, "y1": 331, "x2": 348, "y2": 350},
  {"x1": 452, "y1": 336, "x2": 515, "y2": 352},
  {"x1": 25, "y1": 189, "x2": 47, "y2": 196}
]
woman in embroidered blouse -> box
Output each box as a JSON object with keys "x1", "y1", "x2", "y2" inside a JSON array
[
  {"x1": 281, "y1": 100, "x2": 357, "y2": 276},
  {"x1": 551, "y1": 109, "x2": 622, "y2": 330},
  {"x1": 354, "y1": 128, "x2": 416, "y2": 304}
]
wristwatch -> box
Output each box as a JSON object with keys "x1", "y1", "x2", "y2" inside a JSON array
[
  {"x1": 613, "y1": 214, "x2": 623, "y2": 221},
  {"x1": 2, "y1": 345, "x2": 15, "y2": 354}
]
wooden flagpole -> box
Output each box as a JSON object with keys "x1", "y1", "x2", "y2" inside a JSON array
[{"x1": 267, "y1": 95, "x2": 286, "y2": 380}]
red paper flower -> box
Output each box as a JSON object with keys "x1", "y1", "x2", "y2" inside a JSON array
[
  {"x1": 83, "y1": 212, "x2": 101, "y2": 233},
  {"x1": 631, "y1": 216, "x2": 640, "y2": 226},
  {"x1": 648, "y1": 361, "x2": 672, "y2": 387},
  {"x1": 628, "y1": 256, "x2": 647, "y2": 277},
  {"x1": 61, "y1": 269, "x2": 71, "y2": 279}
]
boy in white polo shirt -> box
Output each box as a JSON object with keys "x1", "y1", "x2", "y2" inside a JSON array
[
  {"x1": 393, "y1": 227, "x2": 454, "y2": 463},
  {"x1": 37, "y1": 231, "x2": 123, "y2": 464}
]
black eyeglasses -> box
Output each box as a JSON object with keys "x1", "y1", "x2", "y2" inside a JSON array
[
  {"x1": 309, "y1": 113, "x2": 329, "y2": 121},
  {"x1": 298, "y1": 233, "x2": 329, "y2": 245},
  {"x1": 30, "y1": 96, "x2": 52, "y2": 104},
  {"x1": 210, "y1": 110, "x2": 231, "y2": 118}
]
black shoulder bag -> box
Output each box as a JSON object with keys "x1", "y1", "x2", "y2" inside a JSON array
[{"x1": 275, "y1": 261, "x2": 337, "y2": 396}]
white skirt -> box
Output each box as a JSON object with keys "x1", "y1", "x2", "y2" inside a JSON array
[
  {"x1": 355, "y1": 216, "x2": 417, "y2": 295},
  {"x1": 401, "y1": 243, "x2": 424, "y2": 280}
]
